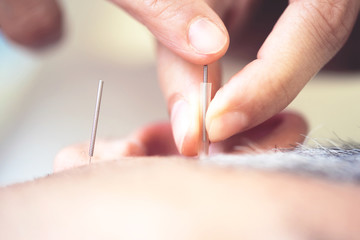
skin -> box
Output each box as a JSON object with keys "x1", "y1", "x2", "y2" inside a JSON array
[
  {"x1": 1, "y1": 158, "x2": 360, "y2": 239},
  {"x1": 0, "y1": 0, "x2": 359, "y2": 156}
]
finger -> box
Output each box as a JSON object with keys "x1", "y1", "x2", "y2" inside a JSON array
[
  {"x1": 207, "y1": 0, "x2": 360, "y2": 142},
  {"x1": 0, "y1": 0, "x2": 62, "y2": 48},
  {"x1": 54, "y1": 139, "x2": 146, "y2": 172},
  {"x1": 157, "y1": 43, "x2": 222, "y2": 156},
  {"x1": 210, "y1": 111, "x2": 308, "y2": 154},
  {"x1": 109, "y1": 0, "x2": 230, "y2": 64}
]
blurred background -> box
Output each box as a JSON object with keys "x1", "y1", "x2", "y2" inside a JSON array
[{"x1": 0, "y1": 0, "x2": 359, "y2": 186}]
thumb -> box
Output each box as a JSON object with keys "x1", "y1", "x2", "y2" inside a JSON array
[{"x1": 109, "y1": 0, "x2": 230, "y2": 64}]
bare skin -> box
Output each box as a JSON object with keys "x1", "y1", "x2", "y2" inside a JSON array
[
  {"x1": 1, "y1": 157, "x2": 360, "y2": 240},
  {"x1": 1, "y1": 0, "x2": 359, "y2": 155}
]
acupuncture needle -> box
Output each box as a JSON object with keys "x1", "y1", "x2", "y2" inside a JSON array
[
  {"x1": 199, "y1": 65, "x2": 212, "y2": 158},
  {"x1": 89, "y1": 80, "x2": 104, "y2": 164}
]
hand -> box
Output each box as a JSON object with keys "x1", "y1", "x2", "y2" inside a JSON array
[
  {"x1": 107, "y1": 0, "x2": 359, "y2": 155},
  {"x1": 117, "y1": 0, "x2": 359, "y2": 155}
]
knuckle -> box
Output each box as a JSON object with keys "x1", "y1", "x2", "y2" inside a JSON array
[
  {"x1": 142, "y1": 0, "x2": 175, "y2": 19},
  {"x1": 139, "y1": 0, "x2": 193, "y2": 19},
  {"x1": 142, "y1": 0, "x2": 161, "y2": 8}
]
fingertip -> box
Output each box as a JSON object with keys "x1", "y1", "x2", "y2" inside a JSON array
[
  {"x1": 187, "y1": 17, "x2": 229, "y2": 62},
  {"x1": 0, "y1": 0, "x2": 63, "y2": 48},
  {"x1": 170, "y1": 100, "x2": 191, "y2": 153},
  {"x1": 207, "y1": 111, "x2": 246, "y2": 142},
  {"x1": 180, "y1": 131, "x2": 199, "y2": 156},
  {"x1": 170, "y1": 99, "x2": 199, "y2": 156},
  {"x1": 206, "y1": 85, "x2": 249, "y2": 142},
  {"x1": 114, "y1": 0, "x2": 229, "y2": 65}
]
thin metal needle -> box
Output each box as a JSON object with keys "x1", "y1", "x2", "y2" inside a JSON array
[
  {"x1": 202, "y1": 65, "x2": 208, "y2": 144},
  {"x1": 199, "y1": 65, "x2": 211, "y2": 157},
  {"x1": 89, "y1": 80, "x2": 104, "y2": 164},
  {"x1": 203, "y1": 65, "x2": 208, "y2": 83}
]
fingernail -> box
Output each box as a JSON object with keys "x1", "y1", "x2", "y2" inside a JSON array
[
  {"x1": 208, "y1": 111, "x2": 247, "y2": 142},
  {"x1": 188, "y1": 18, "x2": 227, "y2": 54},
  {"x1": 171, "y1": 100, "x2": 191, "y2": 152}
]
